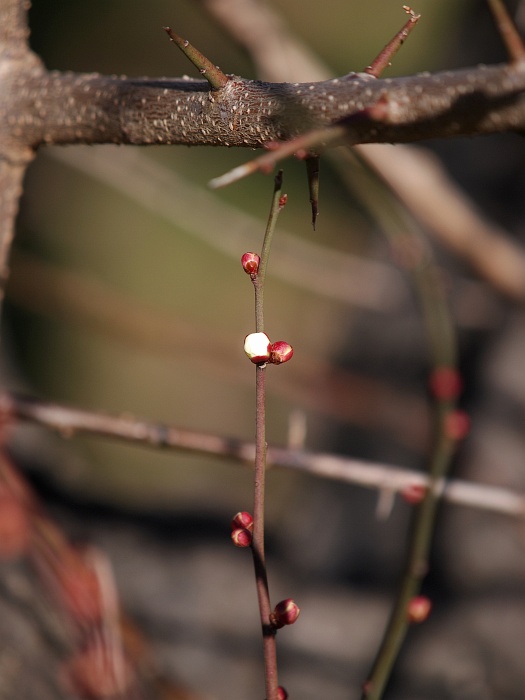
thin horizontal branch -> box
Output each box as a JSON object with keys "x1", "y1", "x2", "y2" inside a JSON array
[
  {"x1": 4, "y1": 61, "x2": 525, "y2": 152},
  {"x1": 3, "y1": 392, "x2": 525, "y2": 519}
]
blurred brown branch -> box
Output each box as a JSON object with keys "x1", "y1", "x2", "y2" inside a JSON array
[{"x1": 2, "y1": 391, "x2": 524, "y2": 519}]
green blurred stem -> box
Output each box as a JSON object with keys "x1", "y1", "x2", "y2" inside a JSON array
[
  {"x1": 362, "y1": 402, "x2": 456, "y2": 700},
  {"x1": 333, "y1": 152, "x2": 458, "y2": 700}
]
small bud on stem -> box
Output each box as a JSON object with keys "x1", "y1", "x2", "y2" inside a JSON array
[
  {"x1": 241, "y1": 252, "x2": 260, "y2": 275},
  {"x1": 407, "y1": 595, "x2": 432, "y2": 623},
  {"x1": 269, "y1": 341, "x2": 294, "y2": 365},
  {"x1": 231, "y1": 528, "x2": 253, "y2": 548},
  {"x1": 429, "y1": 367, "x2": 463, "y2": 401},
  {"x1": 270, "y1": 599, "x2": 301, "y2": 629},
  {"x1": 231, "y1": 511, "x2": 254, "y2": 532},
  {"x1": 244, "y1": 332, "x2": 271, "y2": 364},
  {"x1": 400, "y1": 483, "x2": 426, "y2": 505}
]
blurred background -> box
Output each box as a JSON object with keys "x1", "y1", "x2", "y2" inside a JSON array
[{"x1": 3, "y1": 0, "x2": 525, "y2": 698}]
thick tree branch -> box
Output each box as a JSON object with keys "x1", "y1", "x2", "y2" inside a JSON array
[{"x1": 3, "y1": 63, "x2": 525, "y2": 152}]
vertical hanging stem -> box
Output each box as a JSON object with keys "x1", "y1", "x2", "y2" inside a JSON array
[{"x1": 250, "y1": 171, "x2": 284, "y2": 700}]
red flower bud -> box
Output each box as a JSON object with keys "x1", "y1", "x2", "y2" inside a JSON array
[
  {"x1": 277, "y1": 687, "x2": 288, "y2": 700},
  {"x1": 241, "y1": 252, "x2": 260, "y2": 275},
  {"x1": 444, "y1": 410, "x2": 470, "y2": 441},
  {"x1": 231, "y1": 527, "x2": 253, "y2": 548},
  {"x1": 269, "y1": 341, "x2": 294, "y2": 365},
  {"x1": 231, "y1": 511, "x2": 254, "y2": 532},
  {"x1": 244, "y1": 332, "x2": 271, "y2": 364},
  {"x1": 270, "y1": 598, "x2": 300, "y2": 629},
  {"x1": 400, "y1": 483, "x2": 426, "y2": 505},
  {"x1": 429, "y1": 367, "x2": 463, "y2": 401},
  {"x1": 407, "y1": 595, "x2": 432, "y2": 623},
  {"x1": 278, "y1": 194, "x2": 288, "y2": 209}
]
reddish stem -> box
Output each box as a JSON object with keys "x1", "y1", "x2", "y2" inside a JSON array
[{"x1": 252, "y1": 365, "x2": 278, "y2": 700}]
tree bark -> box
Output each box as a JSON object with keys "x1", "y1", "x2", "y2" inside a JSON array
[{"x1": 3, "y1": 64, "x2": 525, "y2": 152}]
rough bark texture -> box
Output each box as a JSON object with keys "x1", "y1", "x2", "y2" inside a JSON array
[{"x1": 3, "y1": 65, "x2": 525, "y2": 152}]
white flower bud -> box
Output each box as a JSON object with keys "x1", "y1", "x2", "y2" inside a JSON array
[{"x1": 244, "y1": 332, "x2": 271, "y2": 364}]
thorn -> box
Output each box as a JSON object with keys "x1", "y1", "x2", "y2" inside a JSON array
[
  {"x1": 163, "y1": 27, "x2": 229, "y2": 90},
  {"x1": 486, "y1": 0, "x2": 525, "y2": 64},
  {"x1": 305, "y1": 156, "x2": 320, "y2": 230},
  {"x1": 364, "y1": 6, "x2": 421, "y2": 78}
]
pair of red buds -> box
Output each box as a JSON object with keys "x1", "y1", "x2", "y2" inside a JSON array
[
  {"x1": 230, "y1": 512, "x2": 301, "y2": 630},
  {"x1": 244, "y1": 333, "x2": 293, "y2": 366}
]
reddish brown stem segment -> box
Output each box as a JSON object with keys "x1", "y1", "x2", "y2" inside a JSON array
[
  {"x1": 486, "y1": 0, "x2": 525, "y2": 63},
  {"x1": 248, "y1": 173, "x2": 285, "y2": 700},
  {"x1": 252, "y1": 365, "x2": 279, "y2": 700}
]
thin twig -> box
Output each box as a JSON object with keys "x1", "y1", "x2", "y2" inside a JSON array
[
  {"x1": 250, "y1": 173, "x2": 285, "y2": 700},
  {"x1": 487, "y1": 0, "x2": 525, "y2": 64},
  {"x1": 354, "y1": 152, "x2": 459, "y2": 700},
  {"x1": 2, "y1": 391, "x2": 525, "y2": 518}
]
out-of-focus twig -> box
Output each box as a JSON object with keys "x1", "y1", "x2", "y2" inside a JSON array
[
  {"x1": 48, "y1": 147, "x2": 406, "y2": 313},
  {"x1": 357, "y1": 143, "x2": 525, "y2": 302},
  {"x1": 487, "y1": 0, "x2": 525, "y2": 63},
  {"x1": 2, "y1": 391, "x2": 524, "y2": 519}
]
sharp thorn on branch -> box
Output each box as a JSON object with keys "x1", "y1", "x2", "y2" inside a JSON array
[
  {"x1": 163, "y1": 26, "x2": 229, "y2": 89},
  {"x1": 305, "y1": 155, "x2": 320, "y2": 230}
]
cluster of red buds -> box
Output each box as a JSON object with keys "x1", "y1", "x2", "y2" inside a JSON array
[
  {"x1": 244, "y1": 332, "x2": 293, "y2": 366},
  {"x1": 230, "y1": 511, "x2": 254, "y2": 548}
]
